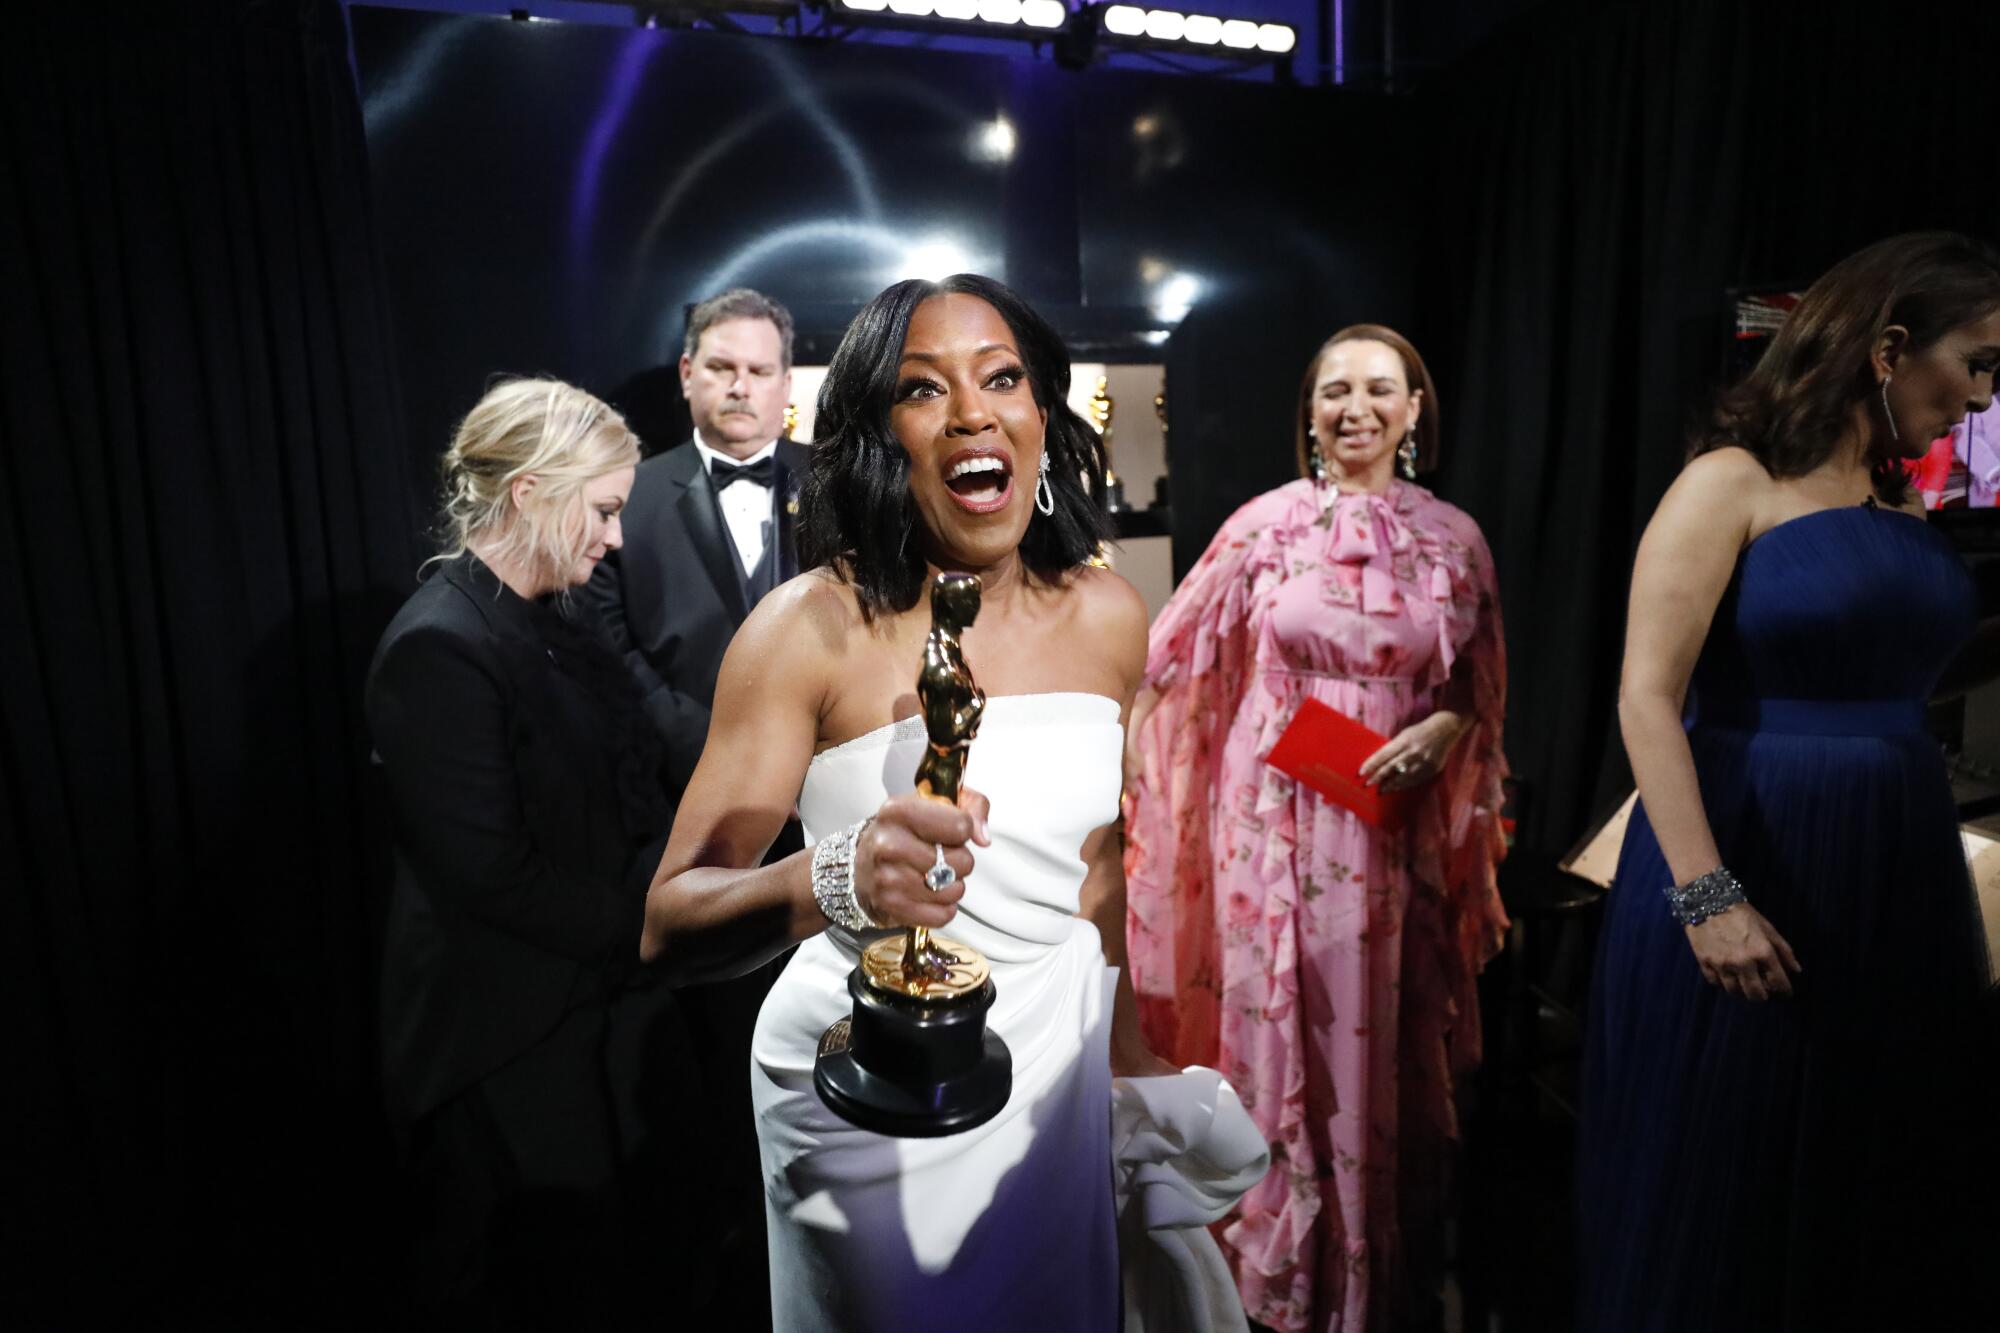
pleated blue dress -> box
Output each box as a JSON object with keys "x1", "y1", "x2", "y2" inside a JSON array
[{"x1": 1578, "y1": 503, "x2": 1993, "y2": 1332}]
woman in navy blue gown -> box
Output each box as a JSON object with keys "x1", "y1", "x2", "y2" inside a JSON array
[{"x1": 1579, "y1": 232, "x2": 2000, "y2": 1331}]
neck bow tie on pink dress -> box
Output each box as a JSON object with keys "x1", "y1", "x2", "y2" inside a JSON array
[{"x1": 1326, "y1": 490, "x2": 1419, "y2": 615}]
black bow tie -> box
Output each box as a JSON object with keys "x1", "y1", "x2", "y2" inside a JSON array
[{"x1": 709, "y1": 455, "x2": 775, "y2": 491}]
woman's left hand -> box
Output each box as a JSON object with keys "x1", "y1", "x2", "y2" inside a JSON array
[{"x1": 1359, "y1": 710, "x2": 1471, "y2": 793}]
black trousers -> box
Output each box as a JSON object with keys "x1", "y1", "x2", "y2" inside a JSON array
[{"x1": 403, "y1": 1003, "x2": 622, "y2": 1330}]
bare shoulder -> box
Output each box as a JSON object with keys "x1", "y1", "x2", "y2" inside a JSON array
[
  {"x1": 720, "y1": 568, "x2": 860, "y2": 696},
  {"x1": 1654, "y1": 447, "x2": 1765, "y2": 541},
  {"x1": 1068, "y1": 563, "x2": 1148, "y2": 623},
  {"x1": 1062, "y1": 565, "x2": 1149, "y2": 685},
  {"x1": 1675, "y1": 446, "x2": 1770, "y2": 499}
]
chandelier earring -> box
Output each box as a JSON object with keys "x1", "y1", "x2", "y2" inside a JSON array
[
  {"x1": 1398, "y1": 428, "x2": 1419, "y2": 480},
  {"x1": 1879, "y1": 375, "x2": 1900, "y2": 444},
  {"x1": 1035, "y1": 448, "x2": 1056, "y2": 516},
  {"x1": 1308, "y1": 427, "x2": 1326, "y2": 481}
]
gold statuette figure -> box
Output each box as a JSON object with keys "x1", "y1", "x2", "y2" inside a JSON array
[
  {"x1": 859, "y1": 571, "x2": 993, "y2": 999},
  {"x1": 814, "y1": 570, "x2": 1012, "y2": 1135}
]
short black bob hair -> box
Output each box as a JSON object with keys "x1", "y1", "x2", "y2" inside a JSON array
[{"x1": 799, "y1": 273, "x2": 1111, "y2": 620}]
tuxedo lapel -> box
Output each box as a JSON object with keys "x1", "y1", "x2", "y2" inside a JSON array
[
  {"x1": 771, "y1": 441, "x2": 808, "y2": 584},
  {"x1": 668, "y1": 443, "x2": 751, "y2": 625}
]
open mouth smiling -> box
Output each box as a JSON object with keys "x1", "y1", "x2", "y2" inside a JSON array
[{"x1": 941, "y1": 447, "x2": 1014, "y2": 514}]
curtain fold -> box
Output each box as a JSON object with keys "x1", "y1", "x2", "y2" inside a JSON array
[
  {"x1": 1, "y1": 2, "x2": 418, "y2": 1320},
  {"x1": 1425, "y1": 0, "x2": 2000, "y2": 850}
]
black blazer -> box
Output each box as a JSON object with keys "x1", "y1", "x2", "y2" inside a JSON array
[
  {"x1": 582, "y1": 438, "x2": 809, "y2": 796},
  {"x1": 366, "y1": 554, "x2": 670, "y2": 1125}
]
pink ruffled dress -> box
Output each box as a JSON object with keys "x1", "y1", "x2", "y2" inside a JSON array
[{"x1": 1124, "y1": 478, "x2": 1509, "y2": 1333}]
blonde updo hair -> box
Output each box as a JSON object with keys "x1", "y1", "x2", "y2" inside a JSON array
[{"x1": 432, "y1": 378, "x2": 640, "y2": 586}]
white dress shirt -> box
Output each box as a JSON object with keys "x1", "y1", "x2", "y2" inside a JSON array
[{"x1": 692, "y1": 432, "x2": 778, "y2": 575}]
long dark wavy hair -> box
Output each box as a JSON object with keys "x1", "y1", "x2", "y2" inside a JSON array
[
  {"x1": 1292, "y1": 323, "x2": 1442, "y2": 479},
  {"x1": 799, "y1": 274, "x2": 1111, "y2": 620},
  {"x1": 1692, "y1": 231, "x2": 2000, "y2": 503}
]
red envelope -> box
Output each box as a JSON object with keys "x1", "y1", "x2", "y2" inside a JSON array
[{"x1": 1265, "y1": 698, "x2": 1412, "y2": 829}]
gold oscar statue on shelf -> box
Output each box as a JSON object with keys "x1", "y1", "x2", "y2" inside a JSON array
[
  {"x1": 1092, "y1": 375, "x2": 1132, "y2": 514},
  {"x1": 812, "y1": 572, "x2": 1013, "y2": 1136}
]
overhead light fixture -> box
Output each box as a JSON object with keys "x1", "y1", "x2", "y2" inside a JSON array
[
  {"x1": 816, "y1": 0, "x2": 1288, "y2": 64},
  {"x1": 1181, "y1": 14, "x2": 1221, "y2": 44},
  {"x1": 1255, "y1": 22, "x2": 1295, "y2": 53},
  {"x1": 829, "y1": 0, "x2": 1067, "y2": 33},
  {"x1": 1102, "y1": 4, "x2": 1144, "y2": 36},
  {"x1": 1086, "y1": 6, "x2": 1297, "y2": 62}
]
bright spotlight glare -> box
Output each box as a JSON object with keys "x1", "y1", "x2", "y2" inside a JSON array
[
  {"x1": 1219, "y1": 18, "x2": 1258, "y2": 48},
  {"x1": 934, "y1": 0, "x2": 978, "y2": 15},
  {"x1": 1182, "y1": 14, "x2": 1222, "y2": 43},
  {"x1": 1151, "y1": 270, "x2": 1202, "y2": 323},
  {"x1": 970, "y1": 115, "x2": 1017, "y2": 162},
  {"x1": 977, "y1": 0, "x2": 1022, "y2": 19},
  {"x1": 1020, "y1": 0, "x2": 1066, "y2": 28},
  {"x1": 840, "y1": 0, "x2": 890, "y2": 9},
  {"x1": 887, "y1": 0, "x2": 935, "y2": 14},
  {"x1": 901, "y1": 239, "x2": 971, "y2": 282},
  {"x1": 1143, "y1": 9, "x2": 1186, "y2": 40},
  {"x1": 1255, "y1": 22, "x2": 1295, "y2": 53},
  {"x1": 1102, "y1": 4, "x2": 1146, "y2": 36}
]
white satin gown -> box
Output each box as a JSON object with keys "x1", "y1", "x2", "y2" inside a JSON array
[{"x1": 752, "y1": 692, "x2": 1267, "y2": 1333}]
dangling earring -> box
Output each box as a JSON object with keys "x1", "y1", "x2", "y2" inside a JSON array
[
  {"x1": 1398, "y1": 429, "x2": 1419, "y2": 480},
  {"x1": 1035, "y1": 449, "x2": 1055, "y2": 516},
  {"x1": 1308, "y1": 427, "x2": 1326, "y2": 481},
  {"x1": 1880, "y1": 375, "x2": 1900, "y2": 444}
]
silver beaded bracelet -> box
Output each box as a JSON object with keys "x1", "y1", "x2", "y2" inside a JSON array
[
  {"x1": 1664, "y1": 865, "x2": 1747, "y2": 927},
  {"x1": 811, "y1": 817, "x2": 880, "y2": 932}
]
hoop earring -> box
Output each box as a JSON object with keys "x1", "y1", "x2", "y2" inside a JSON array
[
  {"x1": 1398, "y1": 430, "x2": 1419, "y2": 480},
  {"x1": 1035, "y1": 449, "x2": 1056, "y2": 516},
  {"x1": 1880, "y1": 375, "x2": 1900, "y2": 444}
]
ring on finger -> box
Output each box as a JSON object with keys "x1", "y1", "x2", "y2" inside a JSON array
[{"x1": 924, "y1": 843, "x2": 957, "y2": 893}]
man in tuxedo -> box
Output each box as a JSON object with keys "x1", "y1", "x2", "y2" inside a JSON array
[
  {"x1": 583, "y1": 288, "x2": 805, "y2": 1329},
  {"x1": 587, "y1": 287, "x2": 808, "y2": 795}
]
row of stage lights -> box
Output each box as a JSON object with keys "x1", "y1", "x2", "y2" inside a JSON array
[
  {"x1": 828, "y1": 0, "x2": 1298, "y2": 61},
  {"x1": 1100, "y1": 5, "x2": 1295, "y2": 54},
  {"x1": 838, "y1": 0, "x2": 1069, "y2": 27}
]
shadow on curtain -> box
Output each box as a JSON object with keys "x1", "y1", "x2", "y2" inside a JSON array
[{"x1": 1, "y1": 2, "x2": 419, "y2": 1321}]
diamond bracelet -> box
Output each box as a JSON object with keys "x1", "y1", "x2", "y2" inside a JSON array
[
  {"x1": 1664, "y1": 865, "x2": 1747, "y2": 927},
  {"x1": 811, "y1": 817, "x2": 880, "y2": 932}
]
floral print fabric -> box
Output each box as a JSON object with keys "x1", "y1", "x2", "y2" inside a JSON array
[{"x1": 1124, "y1": 479, "x2": 1509, "y2": 1333}]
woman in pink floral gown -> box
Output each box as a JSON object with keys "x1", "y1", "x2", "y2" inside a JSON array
[{"x1": 1123, "y1": 325, "x2": 1509, "y2": 1333}]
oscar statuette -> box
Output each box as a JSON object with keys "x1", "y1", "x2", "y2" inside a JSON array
[{"x1": 812, "y1": 572, "x2": 1014, "y2": 1136}]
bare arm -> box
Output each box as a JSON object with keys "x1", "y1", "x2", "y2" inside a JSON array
[
  {"x1": 1077, "y1": 570, "x2": 1178, "y2": 1076},
  {"x1": 1620, "y1": 450, "x2": 1801, "y2": 1000},
  {"x1": 640, "y1": 578, "x2": 987, "y2": 984}
]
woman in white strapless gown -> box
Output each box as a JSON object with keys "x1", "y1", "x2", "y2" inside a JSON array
[
  {"x1": 756, "y1": 693, "x2": 1126, "y2": 1330},
  {"x1": 639, "y1": 275, "x2": 1266, "y2": 1332}
]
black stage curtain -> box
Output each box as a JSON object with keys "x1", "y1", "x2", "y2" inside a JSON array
[
  {"x1": 1, "y1": 2, "x2": 418, "y2": 1322},
  {"x1": 1423, "y1": 0, "x2": 2000, "y2": 853}
]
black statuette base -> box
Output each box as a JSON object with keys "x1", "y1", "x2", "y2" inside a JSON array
[{"x1": 812, "y1": 969, "x2": 1012, "y2": 1138}]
